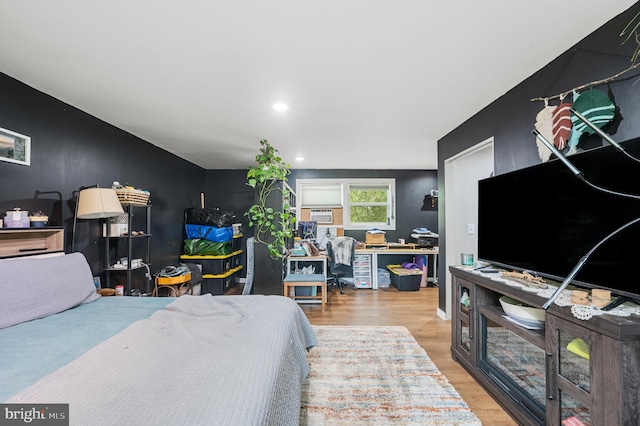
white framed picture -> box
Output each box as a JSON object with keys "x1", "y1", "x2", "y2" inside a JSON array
[
  {"x1": 0, "y1": 126, "x2": 31, "y2": 166},
  {"x1": 93, "y1": 276, "x2": 102, "y2": 290}
]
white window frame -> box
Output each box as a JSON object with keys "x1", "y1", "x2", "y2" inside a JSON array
[{"x1": 296, "y1": 178, "x2": 396, "y2": 231}]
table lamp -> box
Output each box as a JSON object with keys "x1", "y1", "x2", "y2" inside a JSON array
[{"x1": 71, "y1": 186, "x2": 124, "y2": 252}]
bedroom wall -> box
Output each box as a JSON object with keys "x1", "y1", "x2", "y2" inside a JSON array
[
  {"x1": 436, "y1": 4, "x2": 640, "y2": 312},
  {"x1": 288, "y1": 169, "x2": 438, "y2": 243},
  {"x1": 205, "y1": 168, "x2": 438, "y2": 280},
  {"x1": 0, "y1": 68, "x2": 437, "y2": 294},
  {"x1": 0, "y1": 73, "x2": 207, "y2": 292}
]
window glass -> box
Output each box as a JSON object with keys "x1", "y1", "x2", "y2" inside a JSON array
[{"x1": 348, "y1": 184, "x2": 391, "y2": 225}]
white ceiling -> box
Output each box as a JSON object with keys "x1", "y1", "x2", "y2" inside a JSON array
[{"x1": 0, "y1": 1, "x2": 636, "y2": 170}]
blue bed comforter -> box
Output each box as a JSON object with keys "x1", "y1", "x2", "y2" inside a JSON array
[
  {"x1": 3, "y1": 294, "x2": 317, "y2": 426},
  {"x1": 0, "y1": 296, "x2": 170, "y2": 402}
]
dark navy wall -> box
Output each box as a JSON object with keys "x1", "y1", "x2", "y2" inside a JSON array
[
  {"x1": 205, "y1": 168, "x2": 438, "y2": 279},
  {"x1": 436, "y1": 5, "x2": 640, "y2": 311},
  {"x1": 0, "y1": 73, "x2": 207, "y2": 291},
  {"x1": 205, "y1": 169, "x2": 438, "y2": 238},
  {"x1": 288, "y1": 169, "x2": 438, "y2": 243},
  {"x1": 0, "y1": 68, "x2": 437, "y2": 293}
]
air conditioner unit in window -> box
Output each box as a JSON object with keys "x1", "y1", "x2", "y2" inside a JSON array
[{"x1": 309, "y1": 209, "x2": 333, "y2": 224}]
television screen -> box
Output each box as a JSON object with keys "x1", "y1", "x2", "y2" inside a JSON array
[{"x1": 478, "y1": 137, "x2": 640, "y2": 300}]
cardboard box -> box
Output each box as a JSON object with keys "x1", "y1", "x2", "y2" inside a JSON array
[{"x1": 365, "y1": 232, "x2": 385, "y2": 244}]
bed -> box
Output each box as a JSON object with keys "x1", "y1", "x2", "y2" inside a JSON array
[{"x1": 0, "y1": 253, "x2": 317, "y2": 425}]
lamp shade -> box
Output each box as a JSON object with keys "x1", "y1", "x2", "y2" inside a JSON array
[{"x1": 76, "y1": 188, "x2": 124, "y2": 219}]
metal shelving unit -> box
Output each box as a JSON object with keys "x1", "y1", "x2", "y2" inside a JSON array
[{"x1": 104, "y1": 204, "x2": 151, "y2": 295}]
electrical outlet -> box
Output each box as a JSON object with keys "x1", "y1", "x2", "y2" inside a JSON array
[{"x1": 467, "y1": 223, "x2": 476, "y2": 235}]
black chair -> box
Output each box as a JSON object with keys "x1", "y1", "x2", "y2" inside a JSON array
[{"x1": 326, "y1": 236, "x2": 356, "y2": 294}]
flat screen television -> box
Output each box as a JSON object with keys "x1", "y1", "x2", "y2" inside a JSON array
[{"x1": 478, "y1": 136, "x2": 640, "y2": 301}]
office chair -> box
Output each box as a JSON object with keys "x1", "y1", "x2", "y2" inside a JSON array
[{"x1": 326, "y1": 236, "x2": 356, "y2": 294}]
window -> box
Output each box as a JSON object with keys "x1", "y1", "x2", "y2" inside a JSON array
[
  {"x1": 297, "y1": 178, "x2": 395, "y2": 230},
  {"x1": 347, "y1": 183, "x2": 393, "y2": 229}
]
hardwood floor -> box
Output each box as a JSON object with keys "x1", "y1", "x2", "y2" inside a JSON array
[{"x1": 298, "y1": 285, "x2": 518, "y2": 426}]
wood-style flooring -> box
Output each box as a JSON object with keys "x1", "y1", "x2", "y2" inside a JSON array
[{"x1": 297, "y1": 284, "x2": 517, "y2": 426}]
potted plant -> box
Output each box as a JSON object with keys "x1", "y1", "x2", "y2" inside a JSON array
[{"x1": 245, "y1": 139, "x2": 296, "y2": 260}]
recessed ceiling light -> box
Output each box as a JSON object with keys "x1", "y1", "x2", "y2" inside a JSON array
[
  {"x1": 295, "y1": 156, "x2": 304, "y2": 162},
  {"x1": 273, "y1": 103, "x2": 288, "y2": 112}
]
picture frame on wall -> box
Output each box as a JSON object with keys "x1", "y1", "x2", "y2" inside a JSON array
[{"x1": 0, "y1": 126, "x2": 31, "y2": 166}]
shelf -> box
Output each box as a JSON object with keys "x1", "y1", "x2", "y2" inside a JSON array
[
  {"x1": 104, "y1": 204, "x2": 151, "y2": 295},
  {"x1": 105, "y1": 264, "x2": 150, "y2": 272},
  {"x1": 479, "y1": 305, "x2": 546, "y2": 350}
]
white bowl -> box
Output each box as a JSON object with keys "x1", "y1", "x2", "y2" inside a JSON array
[{"x1": 499, "y1": 296, "x2": 545, "y2": 325}]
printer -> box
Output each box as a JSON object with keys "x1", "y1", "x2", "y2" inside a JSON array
[{"x1": 410, "y1": 228, "x2": 439, "y2": 248}]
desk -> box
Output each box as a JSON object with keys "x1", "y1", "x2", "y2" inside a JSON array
[
  {"x1": 356, "y1": 248, "x2": 438, "y2": 289},
  {"x1": 285, "y1": 255, "x2": 328, "y2": 304}
]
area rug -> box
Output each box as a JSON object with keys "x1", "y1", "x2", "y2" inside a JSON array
[{"x1": 300, "y1": 325, "x2": 482, "y2": 425}]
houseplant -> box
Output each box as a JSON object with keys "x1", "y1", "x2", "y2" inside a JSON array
[{"x1": 245, "y1": 139, "x2": 295, "y2": 259}]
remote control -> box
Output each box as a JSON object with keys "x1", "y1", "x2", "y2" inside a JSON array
[{"x1": 480, "y1": 269, "x2": 500, "y2": 274}]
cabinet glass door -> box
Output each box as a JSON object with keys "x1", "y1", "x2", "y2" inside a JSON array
[
  {"x1": 557, "y1": 327, "x2": 591, "y2": 425},
  {"x1": 558, "y1": 392, "x2": 591, "y2": 426},
  {"x1": 457, "y1": 283, "x2": 472, "y2": 356},
  {"x1": 481, "y1": 315, "x2": 546, "y2": 421},
  {"x1": 459, "y1": 318, "x2": 471, "y2": 354}
]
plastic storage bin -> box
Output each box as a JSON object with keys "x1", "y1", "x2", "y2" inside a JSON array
[
  {"x1": 387, "y1": 265, "x2": 421, "y2": 291},
  {"x1": 232, "y1": 234, "x2": 243, "y2": 251},
  {"x1": 181, "y1": 255, "x2": 230, "y2": 274},
  {"x1": 201, "y1": 265, "x2": 242, "y2": 295},
  {"x1": 353, "y1": 254, "x2": 372, "y2": 288},
  {"x1": 377, "y1": 268, "x2": 391, "y2": 288},
  {"x1": 180, "y1": 249, "x2": 243, "y2": 275}
]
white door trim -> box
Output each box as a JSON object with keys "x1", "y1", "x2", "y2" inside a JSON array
[{"x1": 439, "y1": 137, "x2": 494, "y2": 320}]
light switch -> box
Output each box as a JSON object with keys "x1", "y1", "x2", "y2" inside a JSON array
[{"x1": 467, "y1": 223, "x2": 476, "y2": 235}]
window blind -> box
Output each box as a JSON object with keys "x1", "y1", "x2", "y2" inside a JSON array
[{"x1": 300, "y1": 183, "x2": 342, "y2": 207}]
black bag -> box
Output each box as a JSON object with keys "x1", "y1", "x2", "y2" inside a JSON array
[{"x1": 184, "y1": 208, "x2": 235, "y2": 227}]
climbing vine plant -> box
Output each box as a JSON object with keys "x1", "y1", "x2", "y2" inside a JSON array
[{"x1": 245, "y1": 139, "x2": 295, "y2": 259}]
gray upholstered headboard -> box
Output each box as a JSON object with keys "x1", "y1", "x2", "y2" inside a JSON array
[{"x1": 0, "y1": 252, "x2": 100, "y2": 329}]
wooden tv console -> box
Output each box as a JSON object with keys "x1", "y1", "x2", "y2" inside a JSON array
[{"x1": 450, "y1": 266, "x2": 640, "y2": 426}]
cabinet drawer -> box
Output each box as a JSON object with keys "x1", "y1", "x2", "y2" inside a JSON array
[{"x1": 0, "y1": 228, "x2": 64, "y2": 258}]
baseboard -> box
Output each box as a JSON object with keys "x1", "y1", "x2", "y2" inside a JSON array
[{"x1": 437, "y1": 308, "x2": 449, "y2": 320}]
